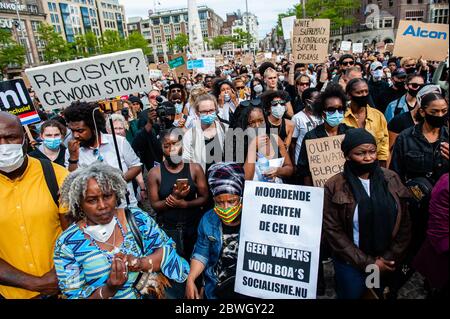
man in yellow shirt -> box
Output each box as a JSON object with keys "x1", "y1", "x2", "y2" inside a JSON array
[
  {"x1": 343, "y1": 78, "x2": 389, "y2": 167},
  {"x1": 0, "y1": 112, "x2": 69, "y2": 299}
]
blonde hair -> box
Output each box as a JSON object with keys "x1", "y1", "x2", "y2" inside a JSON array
[
  {"x1": 264, "y1": 67, "x2": 277, "y2": 79},
  {"x1": 189, "y1": 86, "x2": 209, "y2": 106},
  {"x1": 193, "y1": 94, "x2": 218, "y2": 113},
  {"x1": 400, "y1": 57, "x2": 417, "y2": 67},
  {"x1": 106, "y1": 114, "x2": 129, "y2": 132}
]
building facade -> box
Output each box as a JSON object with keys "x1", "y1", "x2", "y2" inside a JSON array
[
  {"x1": 0, "y1": 0, "x2": 46, "y2": 68},
  {"x1": 147, "y1": 5, "x2": 223, "y2": 62},
  {"x1": 41, "y1": 0, "x2": 126, "y2": 43},
  {"x1": 126, "y1": 16, "x2": 152, "y2": 58}
]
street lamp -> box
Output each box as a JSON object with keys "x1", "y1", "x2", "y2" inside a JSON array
[
  {"x1": 245, "y1": 0, "x2": 251, "y2": 52},
  {"x1": 14, "y1": 0, "x2": 33, "y2": 66}
]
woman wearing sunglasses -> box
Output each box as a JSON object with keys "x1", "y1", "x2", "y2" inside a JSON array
[
  {"x1": 296, "y1": 84, "x2": 353, "y2": 186},
  {"x1": 260, "y1": 90, "x2": 295, "y2": 149}
]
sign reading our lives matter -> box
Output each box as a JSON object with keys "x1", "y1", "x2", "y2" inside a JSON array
[
  {"x1": 306, "y1": 135, "x2": 345, "y2": 187},
  {"x1": 235, "y1": 181, "x2": 324, "y2": 299},
  {"x1": 292, "y1": 19, "x2": 330, "y2": 64},
  {"x1": 25, "y1": 49, "x2": 151, "y2": 110}
]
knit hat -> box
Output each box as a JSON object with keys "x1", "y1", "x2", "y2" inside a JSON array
[
  {"x1": 207, "y1": 162, "x2": 245, "y2": 197},
  {"x1": 341, "y1": 128, "x2": 376, "y2": 156}
]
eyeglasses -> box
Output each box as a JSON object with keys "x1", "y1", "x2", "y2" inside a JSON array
[
  {"x1": 171, "y1": 89, "x2": 182, "y2": 93},
  {"x1": 404, "y1": 64, "x2": 416, "y2": 68},
  {"x1": 324, "y1": 108, "x2": 344, "y2": 114},
  {"x1": 408, "y1": 83, "x2": 424, "y2": 90},
  {"x1": 271, "y1": 100, "x2": 286, "y2": 107},
  {"x1": 342, "y1": 61, "x2": 355, "y2": 66},
  {"x1": 198, "y1": 110, "x2": 216, "y2": 116},
  {"x1": 297, "y1": 82, "x2": 310, "y2": 87}
]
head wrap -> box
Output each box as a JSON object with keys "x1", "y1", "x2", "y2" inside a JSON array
[
  {"x1": 341, "y1": 128, "x2": 376, "y2": 156},
  {"x1": 207, "y1": 162, "x2": 245, "y2": 197},
  {"x1": 417, "y1": 85, "x2": 442, "y2": 108}
]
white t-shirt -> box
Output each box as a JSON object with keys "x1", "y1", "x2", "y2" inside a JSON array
[
  {"x1": 353, "y1": 177, "x2": 371, "y2": 247},
  {"x1": 64, "y1": 133, "x2": 142, "y2": 208},
  {"x1": 292, "y1": 111, "x2": 323, "y2": 164}
]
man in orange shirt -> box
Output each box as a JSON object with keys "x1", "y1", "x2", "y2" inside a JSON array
[{"x1": 0, "y1": 112, "x2": 69, "y2": 299}]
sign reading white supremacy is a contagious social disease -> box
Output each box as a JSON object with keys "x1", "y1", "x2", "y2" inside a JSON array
[
  {"x1": 25, "y1": 49, "x2": 151, "y2": 110},
  {"x1": 235, "y1": 181, "x2": 324, "y2": 299}
]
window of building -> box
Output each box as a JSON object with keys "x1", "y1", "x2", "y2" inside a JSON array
[
  {"x1": 162, "y1": 16, "x2": 170, "y2": 24},
  {"x1": 173, "y1": 15, "x2": 180, "y2": 23},
  {"x1": 174, "y1": 24, "x2": 181, "y2": 33},
  {"x1": 152, "y1": 18, "x2": 160, "y2": 25},
  {"x1": 165, "y1": 35, "x2": 171, "y2": 41},
  {"x1": 164, "y1": 25, "x2": 171, "y2": 34},
  {"x1": 199, "y1": 11, "x2": 207, "y2": 20},
  {"x1": 157, "y1": 45, "x2": 163, "y2": 54},
  {"x1": 155, "y1": 36, "x2": 162, "y2": 43},
  {"x1": 405, "y1": 10, "x2": 424, "y2": 21},
  {"x1": 143, "y1": 23, "x2": 150, "y2": 28},
  {"x1": 202, "y1": 31, "x2": 208, "y2": 38},
  {"x1": 154, "y1": 27, "x2": 161, "y2": 34},
  {"x1": 384, "y1": 19, "x2": 393, "y2": 28}
]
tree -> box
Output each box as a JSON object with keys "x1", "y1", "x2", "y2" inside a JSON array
[
  {"x1": 38, "y1": 23, "x2": 74, "y2": 63},
  {"x1": 127, "y1": 31, "x2": 151, "y2": 56},
  {"x1": 277, "y1": 0, "x2": 361, "y2": 37},
  {"x1": 208, "y1": 35, "x2": 234, "y2": 50},
  {"x1": 0, "y1": 28, "x2": 26, "y2": 78},
  {"x1": 167, "y1": 34, "x2": 189, "y2": 53},
  {"x1": 233, "y1": 28, "x2": 254, "y2": 49},
  {"x1": 100, "y1": 30, "x2": 127, "y2": 54}
]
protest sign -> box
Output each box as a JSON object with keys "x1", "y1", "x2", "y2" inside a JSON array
[
  {"x1": 242, "y1": 54, "x2": 254, "y2": 66},
  {"x1": 168, "y1": 53, "x2": 189, "y2": 76},
  {"x1": 282, "y1": 16, "x2": 296, "y2": 40},
  {"x1": 0, "y1": 79, "x2": 40, "y2": 125},
  {"x1": 352, "y1": 42, "x2": 364, "y2": 54},
  {"x1": 168, "y1": 55, "x2": 185, "y2": 69},
  {"x1": 148, "y1": 63, "x2": 158, "y2": 70},
  {"x1": 306, "y1": 135, "x2": 345, "y2": 187},
  {"x1": 393, "y1": 20, "x2": 449, "y2": 61},
  {"x1": 187, "y1": 59, "x2": 205, "y2": 69},
  {"x1": 235, "y1": 181, "x2": 324, "y2": 299},
  {"x1": 148, "y1": 69, "x2": 162, "y2": 79},
  {"x1": 25, "y1": 49, "x2": 151, "y2": 111},
  {"x1": 196, "y1": 58, "x2": 216, "y2": 75},
  {"x1": 264, "y1": 52, "x2": 272, "y2": 60},
  {"x1": 159, "y1": 63, "x2": 170, "y2": 75},
  {"x1": 340, "y1": 41, "x2": 352, "y2": 52},
  {"x1": 385, "y1": 43, "x2": 395, "y2": 53},
  {"x1": 292, "y1": 19, "x2": 330, "y2": 64},
  {"x1": 376, "y1": 41, "x2": 386, "y2": 53},
  {"x1": 256, "y1": 52, "x2": 265, "y2": 65},
  {"x1": 215, "y1": 54, "x2": 225, "y2": 67}
]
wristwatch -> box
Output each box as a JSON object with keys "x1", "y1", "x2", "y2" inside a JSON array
[{"x1": 68, "y1": 158, "x2": 79, "y2": 164}]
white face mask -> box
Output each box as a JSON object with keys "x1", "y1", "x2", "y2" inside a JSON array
[
  {"x1": 278, "y1": 75, "x2": 285, "y2": 82},
  {"x1": 0, "y1": 142, "x2": 25, "y2": 173},
  {"x1": 254, "y1": 84, "x2": 263, "y2": 93},
  {"x1": 84, "y1": 216, "x2": 117, "y2": 243},
  {"x1": 271, "y1": 105, "x2": 286, "y2": 119}
]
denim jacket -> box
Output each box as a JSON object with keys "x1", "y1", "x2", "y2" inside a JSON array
[{"x1": 192, "y1": 209, "x2": 238, "y2": 299}]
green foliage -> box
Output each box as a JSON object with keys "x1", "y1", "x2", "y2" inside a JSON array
[
  {"x1": 167, "y1": 34, "x2": 188, "y2": 53},
  {"x1": 126, "y1": 31, "x2": 151, "y2": 56},
  {"x1": 233, "y1": 28, "x2": 254, "y2": 48},
  {"x1": 0, "y1": 28, "x2": 26, "y2": 76},
  {"x1": 38, "y1": 23, "x2": 74, "y2": 63},
  {"x1": 277, "y1": 0, "x2": 361, "y2": 36},
  {"x1": 208, "y1": 35, "x2": 235, "y2": 50},
  {"x1": 100, "y1": 30, "x2": 127, "y2": 54}
]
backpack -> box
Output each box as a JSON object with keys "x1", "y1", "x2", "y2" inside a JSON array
[{"x1": 38, "y1": 158, "x2": 59, "y2": 207}]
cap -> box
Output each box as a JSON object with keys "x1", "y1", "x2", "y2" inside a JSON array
[
  {"x1": 370, "y1": 61, "x2": 383, "y2": 72},
  {"x1": 392, "y1": 68, "x2": 407, "y2": 78},
  {"x1": 128, "y1": 95, "x2": 141, "y2": 104}
]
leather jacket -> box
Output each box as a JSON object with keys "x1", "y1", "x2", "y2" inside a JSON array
[{"x1": 323, "y1": 168, "x2": 412, "y2": 271}]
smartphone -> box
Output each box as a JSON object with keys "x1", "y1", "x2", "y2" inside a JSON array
[{"x1": 176, "y1": 178, "x2": 189, "y2": 191}]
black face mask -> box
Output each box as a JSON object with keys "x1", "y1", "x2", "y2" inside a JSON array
[
  {"x1": 163, "y1": 117, "x2": 174, "y2": 127},
  {"x1": 405, "y1": 67, "x2": 416, "y2": 75},
  {"x1": 425, "y1": 113, "x2": 448, "y2": 128},
  {"x1": 407, "y1": 88, "x2": 420, "y2": 97},
  {"x1": 348, "y1": 160, "x2": 379, "y2": 176},
  {"x1": 351, "y1": 95, "x2": 370, "y2": 108}
]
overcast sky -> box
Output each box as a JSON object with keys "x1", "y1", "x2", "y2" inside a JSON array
[{"x1": 121, "y1": 0, "x2": 298, "y2": 39}]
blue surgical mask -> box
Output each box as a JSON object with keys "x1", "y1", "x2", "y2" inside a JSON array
[
  {"x1": 43, "y1": 138, "x2": 61, "y2": 150},
  {"x1": 372, "y1": 69, "x2": 384, "y2": 81},
  {"x1": 325, "y1": 110, "x2": 344, "y2": 127},
  {"x1": 200, "y1": 113, "x2": 217, "y2": 125},
  {"x1": 271, "y1": 105, "x2": 286, "y2": 119},
  {"x1": 175, "y1": 103, "x2": 183, "y2": 114}
]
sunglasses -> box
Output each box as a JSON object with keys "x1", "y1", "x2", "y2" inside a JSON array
[
  {"x1": 236, "y1": 86, "x2": 245, "y2": 90},
  {"x1": 297, "y1": 82, "x2": 310, "y2": 87},
  {"x1": 342, "y1": 61, "x2": 355, "y2": 66},
  {"x1": 325, "y1": 108, "x2": 344, "y2": 114},
  {"x1": 240, "y1": 99, "x2": 261, "y2": 108},
  {"x1": 408, "y1": 83, "x2": 424, "y2": 89},
  {"x1": 404, "y1": 64, "x2": 416, "y2": 68},
  {"x1": 271, "y1": 100, "x2": 286, "y2": 106},
  {"x1": 172, "y1": 100, "x2": 182, "y2": 104},
  {"x1": 171, "y1": 89, "x2": 182, "y2": 93}
]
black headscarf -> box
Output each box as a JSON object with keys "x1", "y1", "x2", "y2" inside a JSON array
[{"x1": 342, "y1": 129, "x2": 398, "y2": 257}]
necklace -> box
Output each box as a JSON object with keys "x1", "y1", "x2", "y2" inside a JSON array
[{"x1": 89, "y1": 217, "x2": 127, "y2": 260}]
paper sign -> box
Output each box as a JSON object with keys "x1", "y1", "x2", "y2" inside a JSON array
[
  {"x1": 25, "y1": 49, "x2": 151, "y2": 111},
  {"x1": 305, "y1": 135, "x2": 345, "y2": 187},
  {"x1": 264, "y1": 52, "x2": 272, "y2": 59},
  {"x1": 235, "y1": 181, "x2": 324, "y2": 299},
  {"x1": 340, "y1": 41, "x2": 352, "y2": 52},
  {"x1": 282, "y1": 16, "x2": 297, "y2": 40},
  {"x1": 385, "y1": 43, "x2": 395, "y2": 53},
  {"x1": 168, "y1": 53, "x2": 189, "y2": 76},
  {"x1": 376, "y1": 41, "x2": 386, "y2": 53},
  {"x1": 159, "y1": 63, "x2": 170, "y2": 75},
  {"x1": 215, "y1": 54, "x2": 225, "y2": 67},
  {"x1": 242, "y1": 54, "x2": 254, "y2": 66},
  {"x1": 187, "y1": 59, "x2": 205, "y2": 69},
  {"x1": 196, "y1": 58, "x2": 216, "y2": 75},
  {"x1": 352, "y1": 42, "x2": 364, "y2": 54},
  {"x1": 256, "y1": 52, "x2": 265, "y2": 65},
  {"x1": 393, "y1": 20, "x2": 449, "y2": 61},
  {"x1": 292, "y1": 19, "x2": 331, "y2": 64},
  {"x1": 0, "y1": 79, "x2": 41, "y2": 125},
  {"x1": 148, "y1": 69, "x2": 162, "y2": 79}
]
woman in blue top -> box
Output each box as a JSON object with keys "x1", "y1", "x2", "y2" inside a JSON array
[
  {"x1": 186, "y1": 162, "x2": 248, "y2": 299},
  {"x1": 54, "y1": 163, "x2": 189, "y2": 299}
]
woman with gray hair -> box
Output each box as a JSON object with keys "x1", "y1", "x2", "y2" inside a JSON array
[{"x1": 53, "y1": 163, "x2": 189, "y2": 299}]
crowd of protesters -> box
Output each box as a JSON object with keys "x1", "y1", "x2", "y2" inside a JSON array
[{"x1": 0, "y1": 48, "x2": 448, "y2": 300}]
